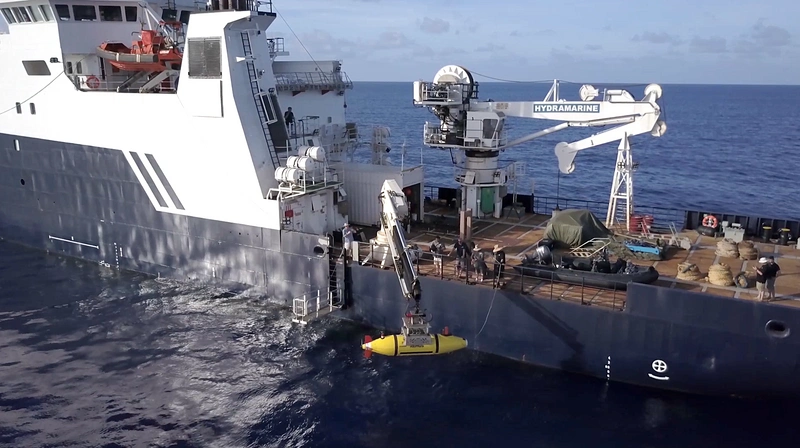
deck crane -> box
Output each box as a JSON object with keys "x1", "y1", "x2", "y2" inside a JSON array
[
  {"x1": 412, "y1": 65, "x2": 668, "y2": 231},
  {"x1": 360, "y1": 179, "x2": 468, "y2": 358}
]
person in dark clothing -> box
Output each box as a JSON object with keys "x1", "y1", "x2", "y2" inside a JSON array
[
  {"x1": 492, "y1": 244, "x2": 506, "y2": 288},
  {"x1": 754, "y1": 257, "x2": 768, "y2": 301},
  {"x1": 764, "y1": 255, "x2": 781, "y2": 300},
  {"x1": 450, "y1": 237, "x2": 469, "y2": 277},
  {"x1": 471, "y1": 242, "x2": 488, "y2": 282},
  {"x1": 284, "y1": 107, "x2": 295, "y2": 134}
]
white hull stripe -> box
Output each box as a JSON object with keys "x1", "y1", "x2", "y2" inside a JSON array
[
  {"x1": 144, "y1": 153, "x2": 185, "y2": 210},
  {"x1": 123, "y1": 151, "x2": 185, "y2": 211},
  {"x1": 129, "y1": 151, "x2": 168, "y2": 208}
]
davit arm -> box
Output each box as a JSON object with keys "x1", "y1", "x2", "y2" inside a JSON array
[
  {"x1": 469, "y1": 84, "x2": 667, "y2": 174},
  {"x1": 378, "y1": 180, "x2": 422, "y2": 309},
  {"x1": 413, "y1": 65, "x2": 667, "y2": 175}
]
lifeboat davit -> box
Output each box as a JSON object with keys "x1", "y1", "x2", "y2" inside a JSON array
[
  {"x1": 96, "y1": 27, "x2": 182, "y2": 72},
  {"x1": 361, "y1": 329, "x2": 468, "y2": 358}
]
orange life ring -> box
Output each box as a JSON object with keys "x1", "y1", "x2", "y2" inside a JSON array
[
  {"x1": 702, "y1": 215, "x2": 718, "y2": 228},
  {"x1": 85, "y1": 75, "x2": 100, "y2": 89}
]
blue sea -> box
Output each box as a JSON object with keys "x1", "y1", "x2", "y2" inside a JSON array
[{"x1": 1, "y1": 82, "x2": 799, "y2": 447}]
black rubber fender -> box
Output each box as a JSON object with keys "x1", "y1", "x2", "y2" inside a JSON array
[{"x1": 734, "y1": 272, "x2": 750, "y2": 288}]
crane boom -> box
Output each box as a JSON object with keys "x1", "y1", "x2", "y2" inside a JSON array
[
  {"x1": 410, "y1": 64, "x2": 668, "y2": 230},
  {"x1": 378, "y1": 179, "x2": 422, "y2": 307}
]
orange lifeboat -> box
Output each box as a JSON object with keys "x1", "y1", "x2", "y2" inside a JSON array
[{"x1": 96, "y1": 26, "x2": 182, "y2": 72}]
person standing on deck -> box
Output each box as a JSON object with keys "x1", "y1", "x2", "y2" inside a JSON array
[
  {"x1": 492, "y1": 244, "x2": 506, "y2": 289},
  {"x1": 755, "y1": 257, "x2": 768, "y2": 301},
  {"x1": 341, "y1": 223, "x2": 355, "y2": 260},
  {"x1": 472, "y1": 243, "x2": 488, "y2": 283},
  {"x1": 284, "y1": 107, "x2": 295, "y2": 135},
  {"x1": 450, "y1": 237, "x2": 469, "y2": 278},
  {"x1": 764, "y1": 255, "x2": 781, "y2": 301},
  {"x1": 429, "y1": 236, "x2": 444, "y2": 276}
]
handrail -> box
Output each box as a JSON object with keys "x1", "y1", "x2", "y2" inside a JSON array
[
  {"x1": 274, "y1": 71, "x2": 353, "y2": 91},
  {"x1": 351, "y1": 240, "x2": 626, "y2": 311}
]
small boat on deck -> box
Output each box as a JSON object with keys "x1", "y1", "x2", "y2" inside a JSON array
[
  {"x1": 96, "y1": 27, "x2": 182, "y2": 72},
  {"x1": 512, "y1": 243, "x2": 660, "y2": 290}
]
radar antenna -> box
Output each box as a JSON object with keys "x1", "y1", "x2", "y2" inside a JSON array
[{"x1": 412, "y1": 65, "x2": 667, "y2": 231}]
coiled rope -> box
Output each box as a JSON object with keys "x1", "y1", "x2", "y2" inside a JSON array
[
  {"x1": 737, "y1": 241, "x2": 759, "y2": 260},
  {"x1": 676, "y1": 262, "x2": 704, "y2": 281},
  {"x1": 715, "y1": 239, "x2": 739, "y2": 258},
  {"x1": 707, "y1": 263, "x2": 735, "y2": 286}
]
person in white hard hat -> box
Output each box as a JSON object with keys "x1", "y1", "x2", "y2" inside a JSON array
[{"x1": 754, "y1": 257, "x2": 769, "y2": 301}]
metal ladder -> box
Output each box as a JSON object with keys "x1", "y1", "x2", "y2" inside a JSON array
[
  {"x1": 292, "y1": 288, "x2": 343, "y2": 325},
  {"x1": 569, "y1": 237, "x2": 611, "y2": 258},
  {"x1": 240, "y1": 31, "x2": 280, "y2": 170}
]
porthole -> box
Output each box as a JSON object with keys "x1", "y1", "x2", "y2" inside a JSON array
[
  {"x1": 20, "y1": 179, "x2": 25, "y2": 186},
  {"x1": 765, "y1": 320, "x2": 790, "y2": 339}
]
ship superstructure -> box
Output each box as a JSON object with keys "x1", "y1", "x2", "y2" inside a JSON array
[{"x1": 0, "y1": 0, "x2": 422, "y2": 301}]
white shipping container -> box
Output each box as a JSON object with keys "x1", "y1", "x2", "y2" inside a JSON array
[{"x1": 339, "y1": 164, "x2": 424, "y2": 227}]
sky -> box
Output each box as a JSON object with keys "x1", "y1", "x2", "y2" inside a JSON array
[
  {"x1": 1, "y1": 0, "x2": 796, "y2": 84},
  {"x1": 267, "y1": 0, "x2": 799, "y2": 85}
]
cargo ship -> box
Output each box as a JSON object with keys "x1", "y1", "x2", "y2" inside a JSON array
[{"x1": 1, "y1": 1, "x2": 798, "y2": 399}]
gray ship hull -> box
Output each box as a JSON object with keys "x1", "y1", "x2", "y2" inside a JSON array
[
  {"x1": 2, "y1": 132, "x2": 799, "y2": 399},
  {"x1": 346, "y1": 265, "x2": 800, "y2": 398},
  {"x1": 0, "y1": 133, "x2": 331, "y2": 302}
]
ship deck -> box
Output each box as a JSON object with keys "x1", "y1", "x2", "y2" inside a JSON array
[{"x1": 354, "y1": 203, "x2": 800, "y2": 311}]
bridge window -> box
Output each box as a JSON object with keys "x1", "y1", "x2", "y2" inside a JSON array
[
  {"x1": 76, "y1": 61, "x2": 83, "y2": 74},
  {"x1": 1, "y1": 8, "x2": 15, "y2": 24},
  {"x1": 179, "y1": 10, "x2": 191, "y2": 24},
  {"x1": 65, "y1": 61, "x2": 73, "y2": 74},
  {"x1": 54, "y1": 4, "x2": 70, "y2": 20},
  {"x1": 124, "y1": 6, "x2": 136, "y2": 22},
  {"x1": 38, "y1": 5, "x2": 52, "y2": 21},
  {"x1": 12, "y1": 6, "x2": 32, "y2": 22},
  {"x1": 22, "y1": 60, "x2": 51, "y2": 76},
  {"x1": 26, "y1": 6, "x2": 39, "y2": 22},
  {"x1": 72, "y1": 5, "x2": 96, "y2": 21},
  {"x1": 99, "y1": 5, "x2": 122, "y2": 22},
  {"x1": 187, "y1": 38, "x2": 222, "y2": 79},
  {"x1": 162, "y1": 8, "x2": 177, "y2": 21}
]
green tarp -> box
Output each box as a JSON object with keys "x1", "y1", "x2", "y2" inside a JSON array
[{"x1": 543, "y1": 209, "x2": 612, "y2": 247}]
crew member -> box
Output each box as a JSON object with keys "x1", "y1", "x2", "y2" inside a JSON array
[
  {"x1": 450, "y1": 237, "x2": 470, "y2": 278},
  {"x1": 284, "y1": 107, "x2": 295, "y2": 135},
  {"x1": 755, "y1": 257, "x2": 768, "y2": 301},
  {"x1": 341, "y1": 222, "x2": 355, "y2": 260},
  {"x1": 764, "y1": 255, "x2": 781, "y2": 301},
  {"x1": 492, "y1": 244, "x2": 506, "y2": 289},
  {"x1": 429, "y1": 236, "x2": 444, "y2": 276},
  {"x1": 472, "y1": 242, "x2": 488, "y2": 283}
]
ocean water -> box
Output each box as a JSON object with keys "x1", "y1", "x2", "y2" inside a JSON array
[{"x1": 2, "y1": 82, "x2": 800, "y2": 447}]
